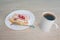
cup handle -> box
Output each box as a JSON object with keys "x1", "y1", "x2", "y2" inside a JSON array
[{"x1": 53, "y1": 23, "x2": 59, "y2": 29}]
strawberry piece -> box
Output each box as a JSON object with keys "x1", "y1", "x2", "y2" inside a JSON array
[{"x1": 18, "y1": 14, "x2": 25, "y2": 20}]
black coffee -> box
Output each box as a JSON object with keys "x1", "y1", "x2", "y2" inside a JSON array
[{"x1": 44, "y1": 13, "x2": 55, "y2": 20}]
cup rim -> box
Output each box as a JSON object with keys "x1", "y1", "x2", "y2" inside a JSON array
[{"x1": 42, "y1": 12, "x2": 56, "y2": 21}]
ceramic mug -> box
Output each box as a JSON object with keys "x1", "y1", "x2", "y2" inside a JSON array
[{"x1": 40, "y1": 12, "x2": 59, "y2": 32}]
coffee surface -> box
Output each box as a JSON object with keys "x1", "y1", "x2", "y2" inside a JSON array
[{"x1": 44, "y1": 14, "x2": 55, "y2": 20}]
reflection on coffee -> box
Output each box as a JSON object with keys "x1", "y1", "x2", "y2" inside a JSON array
[{"x1": 44, "y1": 13, "x2": 55, "y2": 20}]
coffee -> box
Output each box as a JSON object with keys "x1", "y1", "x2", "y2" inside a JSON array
[{"x1": 44, "y1": 13, "x2": 55, "y2": 20}]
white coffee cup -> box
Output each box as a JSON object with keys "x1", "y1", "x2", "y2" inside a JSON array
[{"x1": 40, "y1": 12, "x2": 59, "y2": 32}]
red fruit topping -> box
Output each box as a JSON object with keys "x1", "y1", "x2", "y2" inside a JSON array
[{"x1": 18, "y1": 14, "x2": 25, "y2": 20}]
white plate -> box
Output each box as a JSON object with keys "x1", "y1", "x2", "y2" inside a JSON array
[{"x1": 5, "y1": 10, "x2": 35, "y2": 30}]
